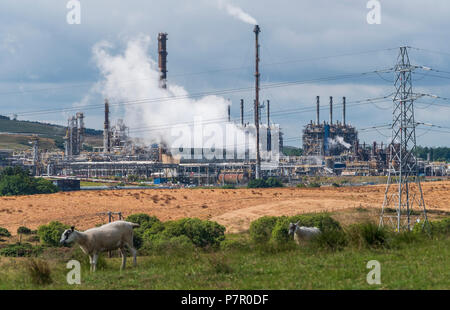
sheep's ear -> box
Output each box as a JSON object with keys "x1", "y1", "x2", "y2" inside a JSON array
[{"x1": 71, "y1": 226, "x2": 75, "y2": 231}]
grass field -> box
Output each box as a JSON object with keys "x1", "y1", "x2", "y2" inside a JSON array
[{"x1": 0, "y1": 231, "x2": 448, "y2": 290}]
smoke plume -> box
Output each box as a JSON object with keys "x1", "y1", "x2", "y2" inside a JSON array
[
  {"x1": 90, "y1": 35, "x2": 252, "y2": 157},
  {"x1": 217, "y1": 0, "x2": 258, "y2": 25}
]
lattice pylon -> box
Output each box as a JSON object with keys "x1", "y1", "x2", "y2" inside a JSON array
[{"x1": 379, "y1": 47, "x2": 428, "y2": 232}]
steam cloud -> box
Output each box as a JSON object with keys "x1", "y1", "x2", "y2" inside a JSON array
[
  {"x1": 217, "y1": 0, "x2": 258, "y2": 25},
  {"x1": 90, "y1": 35, "x2": 253, "y2": 156},
  {"x1": 328, "y1": 136, "x2": 351, "y2": 149}
]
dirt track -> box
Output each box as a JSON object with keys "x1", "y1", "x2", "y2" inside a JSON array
[{"x1": 0, "y1": 181, "x2": 449, "y2": 234}]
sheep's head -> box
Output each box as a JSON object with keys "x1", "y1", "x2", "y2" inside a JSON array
[
  {"x1": 288, "y1": 222, "x2": 299, "y2": 236},
  {"x1": 60, "y1": 226, "x2": 76, "y2": 245}
]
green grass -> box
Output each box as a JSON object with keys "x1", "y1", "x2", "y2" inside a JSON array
[{"x1": 0, "y1": 234, "x2": 448, "y2": 290}]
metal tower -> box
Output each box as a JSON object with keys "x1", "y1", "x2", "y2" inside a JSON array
[{"x1": 380, "y1": 46, "x2": 428, "y2": 231}]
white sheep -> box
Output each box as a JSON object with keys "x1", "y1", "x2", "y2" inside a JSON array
[
  {"x1": 288, "y1": 222, "x2": 321, "y2": 245},
  {"x1": 60, "y1": 221, "x2": 140, "y2": 272}
]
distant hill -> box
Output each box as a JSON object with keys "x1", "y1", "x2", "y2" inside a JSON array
[{"x1": 0, "y1": 116, "x2": 102, "y2": 151}]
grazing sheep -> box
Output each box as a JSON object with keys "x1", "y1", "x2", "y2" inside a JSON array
[
  {"x1": 288, "y1": 222, "x2": 321, "y2": 245},
  {"x1": 60, "y1": 221, "x2": 139, "y2": 272}
]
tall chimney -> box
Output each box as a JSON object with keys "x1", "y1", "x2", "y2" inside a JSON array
[
  {"x1": 342, "y1": 96, "x2": 346, "y2": 126},
  {"x1": 329, "y1": 96, "x2": 333, "y2": 125},
  {"x1": 254, "y1": 25, "x2": 261, "y2": 179},
  {"x1": 158, "y1": 33, "x2": 168, "y2": 89},
  {"x1": 316, "y1": 96, "x2": 320, "y2": 125},
  {"x1": 227, "y1": 103, "x2": 231, "y2": 122},
  {"x1": 103, "y1": 99, "x2": 110, "y2": 154},
  {"x1": 267, "y1": 100, "x2": 270, "y2": 127},
  {"x1": 240, "y1": 99, "x2": 244, "y2": 126}
]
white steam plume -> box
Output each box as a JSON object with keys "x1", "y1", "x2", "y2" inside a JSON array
[
  {"x1": 217, "y1": 0, "x2": 258, "y2": 25},
  {"x1": 90, "y1": 35, "x2": 253, "y2": 157}
]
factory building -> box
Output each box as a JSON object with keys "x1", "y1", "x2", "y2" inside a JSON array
[{"x1": 303, "y1": 96, "x2": 358, "y2": 156}]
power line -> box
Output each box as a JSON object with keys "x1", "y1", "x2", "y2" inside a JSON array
[{"x1": 7, "y1": 69, "x2": 393, "y2": 118}]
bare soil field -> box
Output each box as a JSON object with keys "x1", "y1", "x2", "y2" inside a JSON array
[{"x1": 0, "y1": 181, "x2": 449, "y2": 234}]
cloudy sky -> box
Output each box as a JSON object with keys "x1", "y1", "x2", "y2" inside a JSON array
[{"x1": 0, "y1": 0, "x2": 449, "y2": 147}]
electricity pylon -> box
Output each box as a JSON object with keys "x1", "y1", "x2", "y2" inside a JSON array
[{"x1": 380, "y1": 46, "x2": 428, "y2": 232}]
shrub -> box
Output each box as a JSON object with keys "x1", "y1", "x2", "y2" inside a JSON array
[
  {"x1": 161, "y1": 218, "x2": 226, "y2": 248},
  {"x1": 126, "y1": 214, "x2": 162, "y2": 249},
  {"x1": 249, "y1": 216, "x2": 278, "y2": 244},
  {"x1": 248, "y1": 178, "x2": 283, "y2": 188},
  {"x1": 221, "y1": 184, "x2": 236, "y2": 189},
  {"x1": 296, "y1": 183, "x2": 306, "y2": 188},
  {"x1": 0, "y1": 227, "x2": 11, "y2": 238},
  {"x1": 17, "y1": 226, "x2": 32, "y2": 235},
  {"x1": 310, "y1": 229, "x2": 348, "y2": 251},
  {"x1": 270, "y1": 214, "x2": 342, "y2": 245},
  {"x1": 0, "y1": 243, "x2": 42, "y2": 257},
  {"x1": 247, "y1": 179, "x2": 267, "y2": 188},
  {"x1": 265, "y1": 177, "x2": 283, "y2": 188},
  {"x1": 24, "y1": 258, "x2": 52, "y2": 285},
  {"x1": 308, "y1": 182, "x2": 321, "y2": 188},
  {"x1": 37, "y1": 221, "x2": 69, "y2": 247},
  {"x1": 220, "y1": 238, "x2": 251, "y2": 252},
  {"x1": 346, "y1": 222, "x2": 388, "y2": 248},
  {"x1": 0, "y1": 166, "x2": 58, "y2": 196}
]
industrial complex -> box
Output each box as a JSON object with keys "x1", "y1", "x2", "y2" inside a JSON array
[{"x1": 0, "y1": 27, "x2": 448, "y2": 186}]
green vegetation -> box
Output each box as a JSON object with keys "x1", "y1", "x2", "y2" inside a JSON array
[
  {"x1": 0, "y1": 215, "x2": 449, "y2": 289},
  {"x1": 0, "y1": 167, "x2": 59, "y2": 196},
  {"x1": 0, "y1": 243, "x2": 42, "y2": 257},
  {"x1": 416, "y1": 146, "x2": 450, "y2": 162},
  {"x1": 248, "y1": 177, "x2": 283, "y2": 188},
  {"x1": 0, "y1": 227, "x2": 11, "y2": 238},
  {"x1": 282, "y1": 146, "x2": 303, "y2": 156},
  {"x1": 37, "y1": 221, "x2": 69, "y2": 247}
]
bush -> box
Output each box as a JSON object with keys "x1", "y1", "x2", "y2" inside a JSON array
[
  {"x1": 310, "y1": 229, "x2": 348, "y2": 251},
  {"x1": 250, "y1": 213, "x2": 342, "y2": 245},
  {"x1": 296, "y1": 183, "x2": 306, "y2": 188},
  {"x1": 0, "y1": 227, "x2": 11, "y2": 238},
  {"x1": 0, "y1": 243, "x2": 42, "y2": 257},
  {"x1": 247, "y1": 179, "x2": 268, "y2": 188},
  {"x1": 161, "y1": 218, "x2": 226, "y2": 248},
  {"x1": 24, "y1": 258, "x2": 52, "y2": 285},
  {"x1": 17, "y1": 226, "x2": 33, "y2": 235},
  {"x1": 37, "y1": 221, "x2": 69, "y2": 247},
  {"x1": 126, "y1": 214, "x2": 162, "y2": 249},
  {"x1": 265, "y1": 177, "x2": 283, "y2": 188},
  {"x1": 221, "y1": 184, "x2": 236, "y2": 189},
  {"x1": 308, "y1": 182, "x2": 321, "y2": 188},
  {"x1": 249, "y1": 216, "x2": 278, "y2": 244},
  {"x1": 0, "y1": 167, "x2": 58, "y2": 196},
  {"x1": 220, "y1": 238, "x2": 251, "y2": 252},
  {"x1": 248, "y1": 178, "x2": 283, "y2": 188},
  {"x1": 346, "y1": 222, "x2": 388, "y2": 248}
]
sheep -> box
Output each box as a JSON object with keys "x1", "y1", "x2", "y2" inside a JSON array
[
  {"x1": 60, "y1": 220, "x2": 140, "y2": 272},
  {"x1": 288, "y1": 222, "x2": 321, "y2": 245}
]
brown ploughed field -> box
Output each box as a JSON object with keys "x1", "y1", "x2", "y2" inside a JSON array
[{"x1": 0, "y1": 181, "x2": 449, "y2": 234}]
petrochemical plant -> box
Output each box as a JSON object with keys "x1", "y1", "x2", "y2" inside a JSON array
[{"x1": 0, "y1": 27, "x2": 448, "y2": 186}]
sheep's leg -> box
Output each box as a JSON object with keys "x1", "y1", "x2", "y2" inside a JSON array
[
  {"x1": 89, "y1": 255, "x2": 94, "y2": 272},
  {"x1": 130, "y1": 247, "x2": 137, "y2": 267},
  {"x1": 119, "y1": 247, "x2": 127, "y2": 271},
  {"x1": 92, "y1": 253, "x2": 99, "y2": 272}
]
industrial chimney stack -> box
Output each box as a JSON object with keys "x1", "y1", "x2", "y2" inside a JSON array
[
  {"x1": 103, "y1": 99, "x2": 110, "y2": 154},
  {"x1": 240, "y1": 99, "x2": 244, "y2": 126},
  {"x1": 158, "y1": 33, "x2": 168, "y2": 89},
  {"x1": 329, "y1": 96, "x2": 333, "y2": 125},
  {"x1": 342, "y1": 96, "x2": 346, "y2": 126},
  {"x1": 316, "y1": 96, "x2": 320, "y2": 125},
  {"x1": 254, "y1": 25, "x2": 261, "y2": 179}
]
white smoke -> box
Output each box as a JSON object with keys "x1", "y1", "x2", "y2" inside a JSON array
[
  {"x1": 90, "y1": 35, "x2": 253, "y2": 157},
  {"x1": 328, "y1": 136, "x2": 351, "y2": 149},
  {"x1": 217, "y1": 0, "x2": 258, "y2": 25}
]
